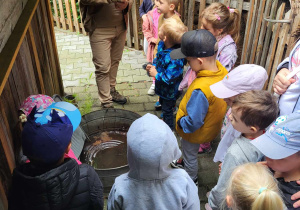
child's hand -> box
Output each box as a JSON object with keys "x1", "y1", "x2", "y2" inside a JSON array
[
  {"x1": 218, "y1": 162, "x2": 222, "y2": 175},
  {"x1": 146, "y1": 64, "x2": 152, "y2": 70},
  {"x1": 292, "y1": 181, "x2": 300, "y2": 208},
  {"x1": 273, "y1": 68, "x2": 296, "y2": 95},
  {"x1": 148, "y1": 66, "x2": 157, "y2": 77}
]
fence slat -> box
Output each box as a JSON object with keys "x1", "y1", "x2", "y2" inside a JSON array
[
  {"x1": 58, "y1": 0, "x2": 67, "y2": 30},
  {"x1": 254, "y1": 0, "x2": 272, "y2": 64},
  {"x1": 236, "y1": 0, "x2": 244, "y2": 12},
  {"x1": 131, "y1": 1, "x2": 139, "y2": 50},
  {"x1": 198, "y1": 0, "x2": 206, "y2": 29},
  {"x1": 259, "y1": 0, "x2": 279, "y2": 67},
  {"x1": 71, "y1": 0, "x2": 80, "y2": 33},
  {"x1": 240, "y1": 0, "x2": 255, "y2": 63},
  {"x1": 187, "y1": 0, "x2": 195, "y2": 30},
  {"x1": 65, "y1": 0, "x2": 74, "y2": 32},
  {"x1": 268, "y1": 10, "x2": 292, "y2": 92},
  {"x1": 264, "y1": 3, "x2": 285, "y2": 89},
  {"x1": 249, "y1": 0, "x2": 266, "y2": 63},
  {"x1": 286, "y1": 13, "x2": 300, "y2": 56},
  {"x1": 52, "y1": 0, "x2": 61, "y2": 28},
  {"x1": 223, "y1": 0, "x2": 231, "y2": 7}
]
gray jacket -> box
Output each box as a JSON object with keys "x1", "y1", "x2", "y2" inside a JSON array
[
  {"x1": 108, "y1": 113, "x2": 200, "y2": 210},
  {"x1": 208, "y1": 135, "x2": 264, "y2": 210}
]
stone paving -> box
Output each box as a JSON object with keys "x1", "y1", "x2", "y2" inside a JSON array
[{"x1": 54, "y1": 28, "x2": 219, "y2": 207}]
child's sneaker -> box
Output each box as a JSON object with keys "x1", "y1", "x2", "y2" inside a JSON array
[
  {"x1": 148, "y1": 84, "x2": 155, "y2": 96},
  {"x1": 171, "y1": 158, "x2": 184, "y2": 169},
  {"x1": 154, "y1": 101, "x2": 162, "y2": 110}
]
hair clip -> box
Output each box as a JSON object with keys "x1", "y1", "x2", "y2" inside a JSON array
[
  {"x1": 215, "y1": 14, "x2": 221, "y2": 20},
  {"x1": 259, "y1": 187, "x2": 267, "y2": 194},
  {"x1": 228, "y1": 7, "x2": 235, "y2": 13}
]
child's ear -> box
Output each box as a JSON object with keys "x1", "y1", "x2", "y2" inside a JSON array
[
  {"x1": 65, "y1": 142, "x2": 72, "y2": 154},
  {"x1": 169, "y1": 3, "x2": 175, "y2": 11},
  {"x1": 197, "y1": 58, "x2": 203, "y2": 65},
  {"x1": 226, "y1": 195, "x2": 233, "y2": 208},
  {"x1": 162, "y1": 35, "x2": 167, "y2": 42},
  {"x1": 250, "y1": 126, "x2": 259, "y2": 133}
]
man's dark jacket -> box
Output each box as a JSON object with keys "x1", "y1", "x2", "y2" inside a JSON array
[{"x1": 8, "y1": 158, "x2": 103, "y2": 210}]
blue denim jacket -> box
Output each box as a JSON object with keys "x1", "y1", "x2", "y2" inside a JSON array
[{"x1": 153, "y1": 41, "x2": 186, "y2": 100}]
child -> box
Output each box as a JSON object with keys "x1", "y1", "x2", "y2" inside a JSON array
[
  {"x1": 142, "y1": 0, "x2": 161, "y2": 95},
  {"x1": 251, "y1": 111, "x2": 300, "y2": 209},
  {"x1": 140, "y1": 0, "x2": 154, "y2": 57},
  {"x1": 18, "y1": 94, "x2": 82, "y2": 165},
  {"x1": 179, "y1": 3, "x2": 241, "y2": 153},
  {"x1": 146, "y1": 18, "x2": 187, "y2": 130},
  {"x1": 210, "y1": 64, "x2": 268, "y2": 163},
  {"x1": 224, "y1": 163, "x2": 285, "y2": 210},
  {"x1": 208, "y1": 90, "x2": 279, "y2": 210},
  {"x1": 170, "y1": 29, "x2": 228, "y2": 184},
  {"x1": 107, "y1": 113, "x2": 200, "y2": 210},
  {"x1": 8, "y1": 102, "x2": 103, "y2": 210}
]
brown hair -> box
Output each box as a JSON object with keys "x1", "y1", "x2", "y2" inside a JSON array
[
  {"x1": 232, "y1": 90, "x2": 279, "y2": 130},
  {"x1": 168, "y1": 0, "x2": 179, "y2": 7},
  {"x1": 200, "y1": 3, "x2": 241, "y2": 43},
  {"x1": 160, "y1": 18, "x2": 187, "y2": 45},
  {"x1": 223, "y1": 163, "x2": 284, "y2": 210}
]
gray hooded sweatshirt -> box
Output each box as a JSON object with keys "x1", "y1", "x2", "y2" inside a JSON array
[{"x1": 108, "y1": 113, "x2": 200, "y2": 210}]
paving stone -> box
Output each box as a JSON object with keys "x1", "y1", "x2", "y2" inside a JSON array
[
  {"x1": 123, "y1": 69, "x2": 140, "y2": 76},
  {"x1": 129, "y1": 96, "x2": 149, "y2": 103},
  {"x1": 57, "y1": 41, "x2": 70, "y2": 46},
  {"x1": 118, "y1": 63, "x2": 131, "y2": 70},
  {"x1": 131, "y1": 82, "x2": 147, "y2": 89},
  {"x1": 62, "y1": 74, "x2": 72, "y2": 80},
  {"x1": 133, "y1": 75, "x2": 151, "y2": 82},
  {"x1": 64, "y1": 87, "x2": 73, "y2": 94},
  {"x1": 73, "y1": 73, "x2": 92, "y2": 80},
  {"x1": 123, "y1": 89, "x2": 139, "y2": 96},
  {"x1": 81, "y1": 67, "x2": 95, "y2": 73},
  {"x1": 74, "y1": 62, "x2": 90, "y2": 68},
  {"x1": 62, "y1": 45, "x2": 77, "y2": 50},
  {"x1": 123, "y1": 104, "x2": 145, "y2": 112},
  {"x1": 72, "y1": 86, "x2": 86, "y2": 93},
  {"x1": 130, "y1": 63, "x2": 143, "y2": 70},
  {"x1": 84, "y1": 48, "x2": 92, "y2": 53},
  {"x1": 116, "y1": 76, "x2": 133, "y2": 83},
  {"x1": 64, "y1": 80, "x2": 80, "y2": 87},
  {"x1": 116, "y1": 83, "x2": 131, "y2": 90},
  {"x1": 136, "y1": 111, "x2": 156, "y2": 116}
]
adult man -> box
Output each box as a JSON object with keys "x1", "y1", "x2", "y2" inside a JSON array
[{"x1": 80, "y1": 0, "x2": 132, "y2": 108}]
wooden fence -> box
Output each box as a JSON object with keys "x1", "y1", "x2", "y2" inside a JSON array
[
  {"x1": 51, "y1": 0, "x2": 299, "y2": 90},
  {"x1": 0, "y1": 0, "x2": 64, "y2": 207}
]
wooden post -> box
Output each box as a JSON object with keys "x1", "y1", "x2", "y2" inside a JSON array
[
  {"x1": 236, "y1": 0, "x2": 244, "y2": 13},
  {"x1": 58, "y1": 0, "x2": 67, "y2": 30},
  {"x1": 131, "y1": 0, "x2": 139, "y2": 50},
  {"x1": 249, "y1": 0, "x2": 266, "y2": 63},
  {"x1": 224, "y1": 0, "x2": 231, "y2": 7},
  {"x1": 65, "y1": 0, "x2": 74, "y2": 31},
  {"x1": 71, "y1": 0, "x2": 80, "y2": 33},
  {"x1": 187, "y1": 0, "x2": 195, "y2": 31},
  {"x1": 198, "y1": 0, "x2": 206, "y2": 29},
  {"x1": 240, "y1": 0, "x2": 255, "y2": 64},
  {"x1": 52, "y1": 0, "x2": 61, "y2": 28}
]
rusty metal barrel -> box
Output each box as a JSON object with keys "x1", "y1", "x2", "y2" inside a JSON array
[{"x1": 80, "y1": 108, "x2": 141, "y2": 193}]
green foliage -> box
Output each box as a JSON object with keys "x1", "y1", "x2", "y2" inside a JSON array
[{"x1": 78, "y1": 73, "x2": 94, "y2": 115}]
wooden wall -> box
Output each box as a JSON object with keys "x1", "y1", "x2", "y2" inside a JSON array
[{"x1": 0, "y1": 1, "x2": 64, "y2": 208}]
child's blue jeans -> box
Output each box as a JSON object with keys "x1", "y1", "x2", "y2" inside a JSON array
[{"x1": 159, "y1": 98, "x2": 176, "y2": 130}]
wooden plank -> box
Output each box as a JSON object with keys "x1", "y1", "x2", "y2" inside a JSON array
[
  {"x1": 0, "y1": 0, "x2": 40, "y2": 96},
  {"x1": 267, "y1": 10, "x2": 292, "y2": 92},
  {"x1": 236, "y1": 0, "x2": 244, "y2": 13},
  {"x1": 286, "y1": 13, "x2": 300, "y2": 56},
  {"x1": 28, "y1": 24, "x2": 45, "y2": 94},
  {"x1": 224, "y1": 0, "x2": 231, "y2": 7},
  {"x1": 71, "y1": 0, "x2": 80, "y2": 33},
  {"x1": 249, "y1": 0, "x2": 266, "y2": 63},
  {"x1": 0, "y1": 100, "x2": 15, "y2": 173},
  {"x1": 195, "y1": 0, "x2": 250, "y2": 11},
  {"x1": 264, "y1": 3, "x2": 285, "y2": 89},
  {"x1": 65, "y1": 0, "x2": 74, "y2": 31},
  {"x1": 259, "y1": 0, "x2": 279, "y2": 67},
  {"x1": 52, "y1": 0, "x2": 61, "y2": 28},
  {"x1": 131, "y1": 1, "x2": 139, "y2": 50},
  {"x1": 58, "y1": 0, "x2": 67, "y2": 30},
  {"x1": 240, "y1": 0, "x2": 255, "y2": 63},
  {"x1": 126, "y1": 13, "x2": 133, "y2": 47},
  {"x1": 254, "y1": 0, "x2": 272, "y2": 64},
  {"x1": 187, "y1": 0, "x2": 195, "y2": 31},
  {"x1": 0, "y1": 181, "x2": 8, "y2": 210},
  {"x1": 197, "y1": 0, "x2": 206, "y2": 29}
]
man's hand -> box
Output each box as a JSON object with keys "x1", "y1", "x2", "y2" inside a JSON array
[
  {"x1": 114, "y1": 1, "x2": 128, "y2": 10},
  {"x1": 148, "y1": 66, "x2": 157, "y2": 77},
  {"x1": 273, "y1": 68, "x2": 296, "y2": 95},
  {"x1": 291, "y1": 180, "x2": 300, "y2": 208}
]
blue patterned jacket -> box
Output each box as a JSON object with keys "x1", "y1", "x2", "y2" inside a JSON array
[{"x1": 153, "y1": 41, "x2": 186, "y2": 100}]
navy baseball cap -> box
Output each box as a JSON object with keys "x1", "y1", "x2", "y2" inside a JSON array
[
  {"x1": 170, "y1": 29, "x2": 218, "y2": 59},
  {"x1": 251, "y1": 111, "x2": 300, "y2": 160},
  {"x1": 22, "y1": 102, "x2": 81, "y2": 164}
]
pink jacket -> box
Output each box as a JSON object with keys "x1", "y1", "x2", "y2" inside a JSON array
[{"x1": 142, "y1": 8, "x2": 160, "y2": 62}]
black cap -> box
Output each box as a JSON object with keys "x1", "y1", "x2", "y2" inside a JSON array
[{"x1": 170, "y1": 29, "x2": 218, "y2": 59}]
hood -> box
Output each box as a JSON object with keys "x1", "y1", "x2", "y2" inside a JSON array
[
  {"x1": 127, "y1": 113, "x2": 181, "y2": 180},
  {"x1": 11, "y1": 159, "x2": 79, "y2": 210}
]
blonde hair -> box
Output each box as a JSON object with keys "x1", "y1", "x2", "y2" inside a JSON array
[
  {"x1": 224, "y1": 163, "x2": 285, "y2": 210},
  {"x1": 200, "y1": 3, "x2": 241, "y2": 43},
  {"x1": 160, "y1": 18, "x2": 187, "y2": 45}
]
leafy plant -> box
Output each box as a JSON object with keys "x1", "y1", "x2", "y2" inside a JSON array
[{"x1": 78, "y1": 73, "x2": 94, "y2": 115}]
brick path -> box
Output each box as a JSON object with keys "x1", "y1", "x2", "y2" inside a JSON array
[{"x1": 55, "y1": 28, "x2": 219, "y2": 207}]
